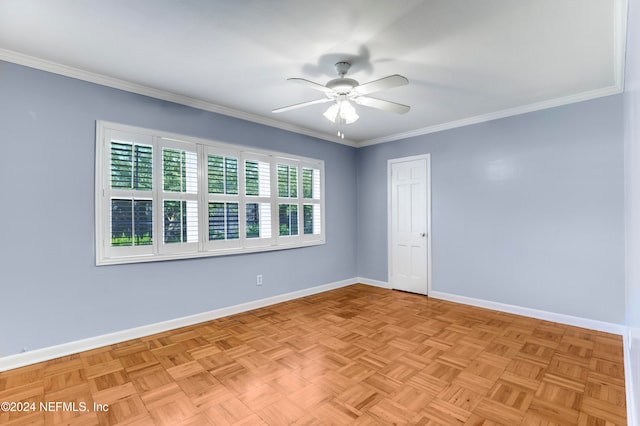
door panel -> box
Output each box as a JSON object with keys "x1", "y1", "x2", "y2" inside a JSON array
[{"x1": 389, "y1": 156, "x2": 430, "y2": 295}]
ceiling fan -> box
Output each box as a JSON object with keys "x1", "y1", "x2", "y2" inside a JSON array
[{"x1": 272, "y1": 61, "x2": 410, "y2": 138}]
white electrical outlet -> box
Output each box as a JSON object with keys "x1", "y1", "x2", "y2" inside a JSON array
[{"x1": 256, "y1": 274, "x2": 263, "y2": 286}]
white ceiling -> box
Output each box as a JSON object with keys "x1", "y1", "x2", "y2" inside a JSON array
[{"x1": 0, "y1": 0, "x2": 627, "y2": 147}]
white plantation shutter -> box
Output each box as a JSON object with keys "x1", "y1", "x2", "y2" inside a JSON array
[
  {"x1": 96, "y1": 122, "x2": 324, "y2": 265},
  {"x1": 276, "y1": 160, "x2": 299, "y2": 240},
  {"x1": 244, "y1": 153, "x2": 274, "y2": 248},
  {"x1": 275, "y1": 159, "x2": 324, "y2": 243},
  {"x1": 159, "y1": 140, "x2": 199, "y2": 254},
  {"x1": 205, "y1": 147, "x2": 241, "y2": 250},
  {"x1": 302, "y1": 166, "x2": 322, "y2": 238},
  {"x1": 102, "y1": 129, "x2": 155, "y2": 259}
]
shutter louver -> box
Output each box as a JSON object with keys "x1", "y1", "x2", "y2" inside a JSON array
[
  {"x1": 110, "y1": 141, "x2": 152, "y2": 190},
  {"x1": 109, "y1": 140, "x2": 153, "y2": 247},
  {"x1": 301, "y1": 167, "x2": 321, "y2": 236},
  {"x1": 244, "y1": 157, "x2": 272, "y2": 242},
  {"x1": 162, "y1": 147, "x2": 199, "y2": 247},
  {"x1": 208, "y1": 155, "x2": 238, "y2": 195}
]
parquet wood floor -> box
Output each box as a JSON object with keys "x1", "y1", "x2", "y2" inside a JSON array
[{"x1": 0, "y1": 284, "x2": 627, "y2": 425}]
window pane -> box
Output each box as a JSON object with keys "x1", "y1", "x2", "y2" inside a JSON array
[
  {"x1": 163, "y1": 149, "x2": 182, "y2": 192},
  {"x1": 246, "y1": 203, "x2": 260, "y2": 238},
  {"x1": 164, "y1": 200, "x2": 185, "y2": 243},
  {"x1": 208, "y1": 155, "x2": 224, "y2": 194},
  {"x1": 209, "y1": 202, "x2": 225, "y2": 240},
  {"x1": 111, "y1": 199, "x2": 132, "y2": 246},
  {"x1": 134, "y1": 145, "x2": 153, "y2": 190},
  {"x1": 289, "y1": 167, "x2": 297, "y2": 198},
  {"x1": 279, "y1": 204, "x2": 298, "y2": 236},
  {"x1": 209, "y1": 155, "x2": 238, "y2": 195},
  {"x1": 279, "y1": 204, "x2": 289, "y2": 236},
  {"x1": 111, "y1": 142, "x2": 153, "y2": 190},
  {"x1": 246, "y1": 161, "x2": 259, "y2": 196},
  {"x1": 302, "y1": 168, "x2": 313, "y2": 198},
  {"x1": 164, "y1": 200, "x2": 197, "y2": 244},
  {"x1": 111, "y1": 143, "x2": 132, "y2": 189},
  {"x1": 226, "y1": 203, "x2": 239, "y2": 240},
  {"x1": 134, "y1": 200, "x2": 153, "y2": 245},
  {"x1": 278, "y1": 165, "x2": 298, "y2": 198},
  {"x1": 164, "y1": 148, "x2": 197, "y2": 193},
  {"x1": 111, "y1": 198, "x2": 153, "y2": 246},
  {"x1": 278, "y1": 165, "x2": 289, "y2": 197},
  {"x1": 290, "y1": 204, "x2": 298, "y2": 235},
  {"x1": 208, "y1": 202, "x2": 239, "y2": 241},
  {"x1": 225, "y1": 157, "x2": 238, "y2": 195},
  {"x1": 246, "y1": 160, "x2": 270, "y2": 197},
  {"x1": 303, "y1": 204, "x2": 313, "y2": 235},
  {"x1": 247, "y1": 202, "x2": 271, "y2": 239}
]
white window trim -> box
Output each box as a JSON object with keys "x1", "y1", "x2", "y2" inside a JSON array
[{"x1": 95, "y1": 121, "x2": 325, "y2": 265}]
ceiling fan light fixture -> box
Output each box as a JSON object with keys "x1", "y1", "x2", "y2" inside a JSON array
[
  {"x1": 323, "y1": 103, "x2": 339, "y2": 122},
  {"x1": 339, "y1": 100, "x2": 359, "y2": 124},
  {"x1": 323, "y1": 99, "x2": 359, "y2": 124}
]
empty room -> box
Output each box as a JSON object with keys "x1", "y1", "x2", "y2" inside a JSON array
[{"x1": 1, "y1": 1, "x2": 639, "y2": 425}]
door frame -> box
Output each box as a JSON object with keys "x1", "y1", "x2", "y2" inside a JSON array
[{"x1": 387, "y1": 154, "x2": 433, "y2": 295}]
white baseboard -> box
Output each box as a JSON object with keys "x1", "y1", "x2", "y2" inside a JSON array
[
  {"x1": 357, "y1": 277, "x2": 391, "y2": 289},
  {"x1": 429, "y1": 290, "x2": 625, "y2": 335},
  {"x1": 1, "y1": 277, "x2": 636, "y2": 425},
  {"x1": 357, "y1": 281, "x2": 625, "y2": 335},
  {"x1": 0, "y1": 278, "x2": 357, "y2": 372},
  {"x1": 624, "y1": 330, "x2": 638, "y2": 426},
  {"x1": 7, "y1": 278, "x2": 623, "y2": 420}
]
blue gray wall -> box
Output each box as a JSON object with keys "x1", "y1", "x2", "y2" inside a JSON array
[
  {"x1": 357, "y1": 96, "x2": 625, "y2": 324},
  {"x1": 0, "y1": 59, "x2": 628, "y2": 358},
  {"x1": 624, "y1": 0, "x2": 640, "y2": 420},
  {"x1": 0, "y1": 61, "x2": 358, "y2": 356}
]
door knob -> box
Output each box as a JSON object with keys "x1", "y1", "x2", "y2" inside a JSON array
[{"x1": 420, "y1": 232, "x2": 426, "y2": 237}]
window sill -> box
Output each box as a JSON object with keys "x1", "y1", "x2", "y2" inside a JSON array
[{"x1": 96, "y1": 238, "x2": 326, "y2": 266}]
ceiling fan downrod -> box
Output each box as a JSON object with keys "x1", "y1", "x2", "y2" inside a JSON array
[{"x1": 335, "y1": 61, "x2": 351, "y2": 77}]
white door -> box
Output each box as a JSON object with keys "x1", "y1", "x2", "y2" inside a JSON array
[{"x1": 388, "y1": 155, "x2": 431, "y2": 295}]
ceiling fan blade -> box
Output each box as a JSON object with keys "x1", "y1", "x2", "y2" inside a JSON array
[
  {"x1": 287, "y1": 78, "x2": 334, "y2": 94},
  {"x1": 272, "y1": 98, "x2": 333, "y2": 114},
  {"x1": 354, "y1": 74, "x2": 408, "y2": 95},
  {"x1": 354, "y1": 96, "x2": 411, "y2": 114}
]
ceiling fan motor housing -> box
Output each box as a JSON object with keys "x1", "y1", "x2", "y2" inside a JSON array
[
  {"x1": 326, "y1": 61, "x2": 358, "y2": 95},
  {"x1": 326, "y1": 77, "x2": 359, "y2": 95}
]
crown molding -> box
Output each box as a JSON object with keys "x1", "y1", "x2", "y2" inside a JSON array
[
  {"x1": 357, "y1": 84, "x2": 624, "y2": 147},
  {"x1": 0, "y1": 45, "x2": 624, "y2": 150},
  {"x1": 0, "y1": 48, "x2": 358, "y2": 148},
  {"x1": 358, "y1": 0, "x2": 628, "y2": 147},
  {"x1": 1, "y1": 0, "x2": 627, "y2": 155}
]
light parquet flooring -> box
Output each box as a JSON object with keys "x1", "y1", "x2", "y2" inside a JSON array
[{"x1": 0, "y1": 284, "x2": 627, "y2": 425}]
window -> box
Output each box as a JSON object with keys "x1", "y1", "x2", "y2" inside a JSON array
[
  {"x1": 244, "y1": 154, "x2": 273, "y2": 248},
  {"x1": 161, "y1": 143, "x2": 199, "y2": 254},
  {"x1": 96, "y1": 122, "x2": 325, "y2": 265},
  {"x1": 278, "y1": 163, "x2": 298, "y2": 237}
]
